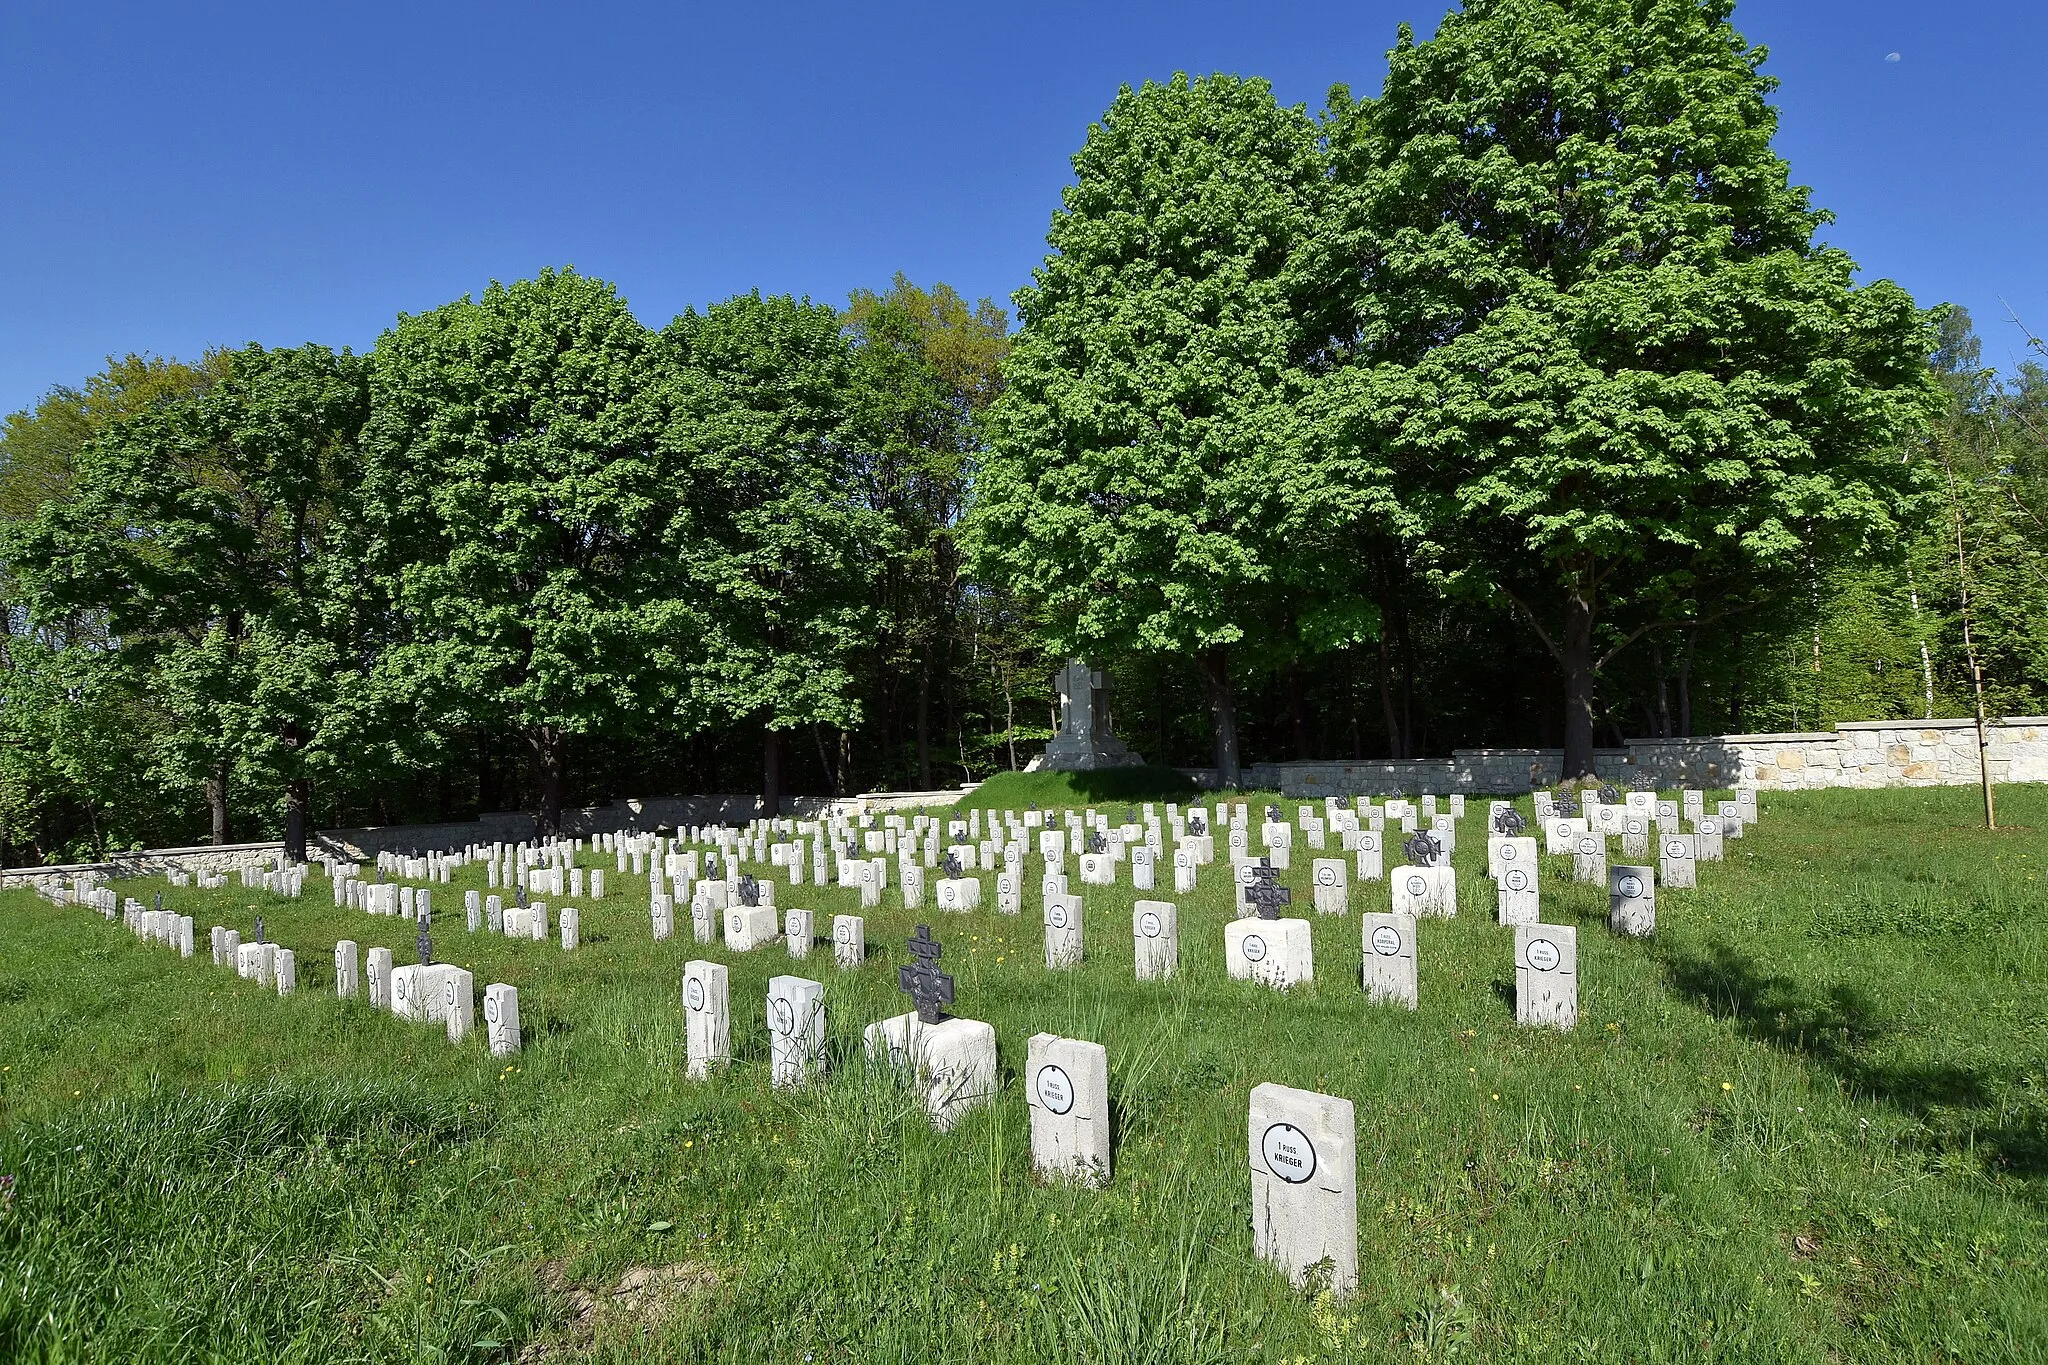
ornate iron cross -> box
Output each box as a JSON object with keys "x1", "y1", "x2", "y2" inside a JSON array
[
  {"x1": 897, "y1": 924, "x2": 954, "y2": 1024},
  {"x1": 1246, "y1": 863, "x2": 1292, "y2": 921},
  {"x1": 253, "y1": 915, "x2": 264, "y2": 944},
  {"x1": 1493, "y1": 808, "x2": 1527, "y2": 836},
  {"x1": 942, "y1": 851, "x2": 964, "y2": 880},
  {"x1": 738, "y1": 873, "x2": 760, "y2": 907},
  {"x1": 1403, "y1": 830, "x2": 1442, "y2": 866},
  {"x1": 1087, "y1": 831, "x2": 1106, "y2": 855},
  {"x1": 1598, "y1": 783, "x2": 1621, "y2": 805},
  {"x1": 1552, "y1": 790, "x2": 1579, "y2": 818},
  {"x1": 1189, "y1": 813, "x2": 1206, "y2": 836},
  {"x1": 416, "y1": 914, "x2": 432, "y2": 967}
]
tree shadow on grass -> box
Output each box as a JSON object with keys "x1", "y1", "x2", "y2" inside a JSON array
[{"x1": 1658, "y1": 939, "x2": 2048, "y2": 1180}]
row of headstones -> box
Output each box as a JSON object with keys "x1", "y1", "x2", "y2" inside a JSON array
[
  {"x1": 674, "y1": 956, "x2": 1424, "y2": 1300},
  {"x1": 459, "y1": 891, "x2": 583, "y2": 949},
  {"x1": 327, "y1": 940, "x2": 521, "y2": 1053}
]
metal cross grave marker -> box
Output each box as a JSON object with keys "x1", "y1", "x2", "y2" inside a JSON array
[
  {"x1": 417, "y1": 915, "x2": 433, "y2": 967},
  {"x1": 897, "y1": 924, "x2": 954, "y2": 1025},
  {"x1": 1493, "y1": 808, "x2": 1527, "y2": 836},
  {"x1": 738, "y1": 873, "x2": 760, "y2": 908},
  {"x1": 942, "y1": 851, "x2": 964, "y2": 880},
  {"x1": 1403, "y1": 830, "x2": 1442, "y2": 866},
  {"x1": 1246, "y1": 863, "x2": 1292, "y2": 921}
]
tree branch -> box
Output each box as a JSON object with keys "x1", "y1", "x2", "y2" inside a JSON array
[{"x1": 1496, "y1": 584, "x2": 1565, "y2": 666}]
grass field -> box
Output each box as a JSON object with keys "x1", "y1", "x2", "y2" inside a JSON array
[{"x1": 0, "y1": 785, "x2": 2043, "y2": 1363}]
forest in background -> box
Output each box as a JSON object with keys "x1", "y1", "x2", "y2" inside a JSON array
[{"x1": 2, "y1": 0, "x2": 2043, "y2": 863}]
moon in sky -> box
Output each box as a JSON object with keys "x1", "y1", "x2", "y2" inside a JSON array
[{"x1": 1885, "y1": 52, "x2": 1901, "y2": 62}]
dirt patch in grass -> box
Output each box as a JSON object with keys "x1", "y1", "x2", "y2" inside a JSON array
[{"x1": 520, "y1": 1258, "x2": 722, "y2": 1360}]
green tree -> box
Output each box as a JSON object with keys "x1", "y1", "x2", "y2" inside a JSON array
[
  {"x1": 1320, "y1": 0, "x2": 1939, "y2": 777},
  {"x1": 359, "y1": 269, "x2": 683, "y2": 835},
  {"x1": 3, "y1": 344, "x2": 367, "y2": 857},
  {"x1": 844, "y1": 275, "x2": 1010, "y2": 789},
  {"x1": 661, "y1": 293, "x2": 882, "y2": 813},
  {"x1": 970, "y1": 74, "x2": 1358, "y2": 788}
]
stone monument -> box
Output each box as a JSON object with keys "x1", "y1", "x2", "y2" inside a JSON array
[{"x1": 1030, "y1": 660, "x2": 1144, "y2": 772}]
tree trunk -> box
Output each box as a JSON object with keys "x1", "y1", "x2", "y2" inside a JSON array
[
  {"x1": 1286, "y1": 656, "x2": 1311, "y2": 760},
  {"x1": 916, "y1": 659, "x2": 933, "y2": 790},
  {"x1": 762, "y1": 723, "x2": 782, "y2": 817},
  {"x1": 1561, "y1": 589, "x2": 1597, "y2": 781},
  {"x1": 1676, "y1": 627, "x2": 1697, "y2": 738},
  {"x1": 207, "y1": 764, "x2": 230, "y2": 846},
  {"x1": 1203, "y1": 644, "x2": 1241, "y2": 790},
  {"x1": 838, "y1": 727, "x2": 854, "y2": 797},
  {"x1": 531, "y1": 728, "x2": 566, "y2": 836},
  {"x1": 284, "y1": 779, "x2": 310, "y2": 864},
  {"x1": 1377, "y1": 627, "x2": 1405, "y2": 759},
  {"x1": 1650, "y1": 635, "x2": 1671, "y2": 737}
]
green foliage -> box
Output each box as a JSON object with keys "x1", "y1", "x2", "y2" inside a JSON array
[
  {"x1": 970, "y1": 74, "x2": 1380, "y2": 783},
  {"x1": 358, "y1": 269, "x2": 682, "y2": 831},
  {"x1": 1313, "y1": 0, "x2": 1941, "y2": 773}
]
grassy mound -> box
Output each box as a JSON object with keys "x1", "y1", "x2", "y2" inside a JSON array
[{"x1": 957, "y1": 765, "x2": 1200, "y2": 811}]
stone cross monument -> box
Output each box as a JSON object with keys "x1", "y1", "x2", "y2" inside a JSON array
[{"x1": 1033, "y1": 660, "x2": 1144, "y2": 773}]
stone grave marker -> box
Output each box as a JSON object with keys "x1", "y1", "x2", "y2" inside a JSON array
[
  {"x1": 1621, "y1": 812, "x2": 1650, "y2": 859},
  {"x1": 484, "y1": 983, "x2": 521, "y2": 1056},
  {"x1": 274, "y1": 948, "x2": 296, "y2": 996},
  {"x1": 1248, "y1": 1083, "x2": 1358, "y2": 1294},
  {"x1": 1227, "y1": 866, "x2": 1311, "y2": 988},
  {"x1": 559, "y1": 906, "x2": 580, "y2": 951},
  {"x1": 766, "y1": 975, "x2": 826, "y2": 1088},
  {"x1": 726, "y1": 901, "x2": 778, "y2": 952},
  {"x1": 1515, "y1": 924, "x2": 1578, "y2": 1030},
  {"x1": 1133, "y1": 900, "x2": 1177, "y2": 980},
  {"x1": 1609, "y1": 865, "x2": 1655, "y2": 937},
  {"x1": 1353, "y1": 829, "x2": 1384, "y2": 882},
  {"x1": 1045, "y1": 893, "x2": 1084, "y2": 968},
  {"x1": 683, "y1": 960, "x2": 730, "y2": 1079},
  {"x1": 1026, "y1": 1034, "x2": 1110, "y2": 1186},
  {"x1": 1694, "y1": 815, "x2": 1725, "y2": 861},
  {"x1": 1131, "y1": 845, "x2": 1155, "y2": 891},
  {"x1": 465, "y1": 889, "x2": 482, "y2": 931},
  {"x1": 832, "y1": 913, "x2": 865, "y2": 969},
  {"x1": 1311, "y1": 858, "x2": 1348, "y2": 915},
  {"x1": 1392, "y1": 864, "x2": 1456, "y2": 918},
  {"x1": 865, "y1": 925, "x2": 998, "y2": 1131},
  {"x1": 1659, "y1": 832, "x2": 1697, "y2": 888},
  {"x1": 335, "y1": 940, "x2": 359, "y2": 998},
  {"x1": 691, "y1": 894, "x2": 716, "y2": 944},
  {"x1": 652, "y1": 896, "x2": 675, "y2": 941},
  {"x1": 785, "y1": 908, "x2": 814, "y2": 959},
  {"x1": 1361, "y1": 912, "x2": 1418, "y2": 1009},
  {"x1": 443, "y1": 967, "x2": 475, "y2": 1042},
  {"x1": 366, "y1": 946, "x2": 393, "y2": 1010},
  {"x1": 1572, "y1": 831, "x2": 1608, "y2": 884}
]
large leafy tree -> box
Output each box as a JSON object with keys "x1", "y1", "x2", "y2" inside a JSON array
[
  {"x1": 1319, "y1": 0, "x2": 1939, "y2": 777},
  {"x1": 359, "y1": 269, "x2": 685, "y2": 834},
  {"x1": 969, "y1": 74, "x2": 1369, "y2": 788},
  {"x1": 844, "y1": 275, "x2": 1010, "y2": 789},
  {"x1": 661, "y1": 293, "x2": 881, "y2": 813},
  {"x1": 4, "y1": 344, "x2": 367, "y2": 856}
]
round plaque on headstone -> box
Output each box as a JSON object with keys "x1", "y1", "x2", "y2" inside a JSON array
[
  {"x1": 1050, "y1": 905, "x2": 1067, "y2": 929},
  {"x1": 686, "y1": 978, "x2": 705, "y2": 1011},
  {"x1": 1361, "y1": 833, "x2": 1377, "y2": 851},
  {"x1": 1370, "y1": 924, "x2": 1401, "y2": 956},
  {"x1": 1405, "y1": 874, "x2": 1428, "y2": 897},
  {"x1": 1578, "y1": 836, "x2": 1597, "y2": 854},
  {"x1": 1617, "y1": 873, "x2": 1645, "y2": 898},
  {"x1": 1501, "y1": 843, "x2": 1519, "y2": 862},
  {"x1": 771, "y1": 997, "x2": 793, "y2": 1035},
  {"x1": 485, "y1": 998, "x2": 499, "y2": 1024},
  {"x1": 835, "y1": 921, "x2": 852, "y2": 943},
  {"x1": 1260, "y1": 1121, "x2": 1317, "y2": 1184},
  {"x1": 729, "y1": 912, "x2": 742, "y2": 934},
  {"x1": 1504, "y1": 868, "x2": 1529, "y2": 892},
  {"x1": 1527, "y1": 938, "x2": 1561, "y2": 972},
  {"x1": 1034, "y1": 1063, "x2": 1075, "y2": 1115},
  {"x1": 1243, "y1": 934, "x2": 1268, "y2": 963},
  {"x1": 1315, "y1": 864, "x2": 1337, "y2": 886},
  {"x1": 1665, "y1": 839, "x2": 1686, "y2": 859},
  {"x1": 1700, "y1": 818, "x2": 1718, "y2": 834},
  {"x1": 1139, "y1": 911, "x2": 1162, "y2": 938}
]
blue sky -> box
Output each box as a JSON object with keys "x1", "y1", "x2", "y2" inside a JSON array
[{"x1": 2, "y1": 1, "x2": 2042, "y2": 417}]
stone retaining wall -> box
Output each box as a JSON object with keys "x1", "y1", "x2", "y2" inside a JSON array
[{"x1": 1236, "y1": 716, "x2": 2046, "y2": 797}]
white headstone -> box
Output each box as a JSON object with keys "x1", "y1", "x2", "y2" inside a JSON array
[
  {"x1": 1044, "y1": 894, "x2": 1083, "y2": 968},
  {"x1": 1609, "y1": 865, "x2": 1655, "y2": 937},
  {"x1": 1659, "y1": 833, "x2": 1697, "y2": 888},
  {"x1": 1515, "y1": 924, "x2": 1578, "y2": 1030},
  {"x1": 366, "y1": 947, "x2": 393, "y2": 1010},
  {"x1": 766, "y1": 975, "x2": 826, "y2": 1088},
  {"x1": 1132, "y1": 900, "x2": 1178, "y2": 981},
  {"x1": 785, "y1": 908, "x2": 814, "y2": 959},
  {"x1": 681, "y1": 960, "x2": 730, "y2": 1079},
  {"x1": 442, "y1": 967, "x2": 475, "y2": 1042},
  {"x1": 1026, "y1": 1034, "x2": 1110, "y2": 1186},
  {"x1": 484, "y1": 983, "x2": 521, "y2": 1056},
  {"x1": 1361, "y1": 912, "x2": 1418, "y2": 1009},
  {"x1": 273, "y1": 948, "x2": 296, "y2": 996},
  {"x1": 1226, "y1": 918, "x2": 1313, "y2": 989},
  {"x1": 334, "y1": 940, "x2": 359, "y2": 998},
  {"x1": 725, "y1": 904, "x2": 778, "y2": 953},
  {"x1": 832, "y1": 913, "x2": 865, "y2": 969},
  {"x1": 1391, "y1": 865, "x2": 1456, "y2": 918},
  {"x1": 1311, "y1": 858, "x2": 1348, "y2": 915},
  {"x1": 559, "y1": 906, "x2": 580, "y2": 951},
  {"x1": 863, "y1": 1013, "x2": 998, "y2": 1131},
  {"x1": 1248, "y1": 1083, "x2": 1358, "y2": 1294}
]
